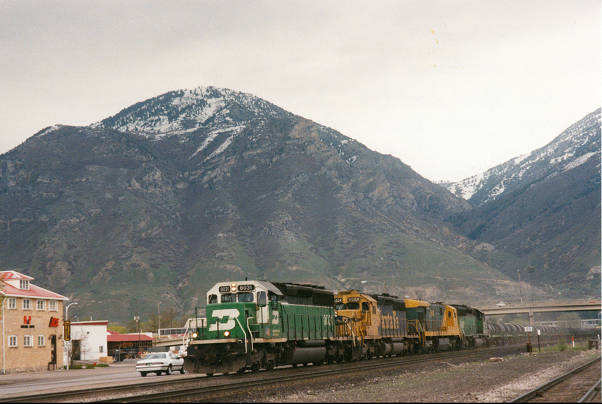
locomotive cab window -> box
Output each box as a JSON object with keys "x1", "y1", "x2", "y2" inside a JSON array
[
  {"x1": 362, "y1": 302, "x2": 370, "y2": 312},
  {"x1": 346, "y1": 302, "x2": 359, "y2": 310},
  {"x1": 208, "y1": 294, "x2": 218, "y2": 304},
  {"x1": 221, "y1": 293, "x2": 236, "y2": 303},
  {"x1": 335, "y1": 303, "x2": 346, "y2": 310},
  {"x1": 448, "y1": 311, "x2": 451, "y2": 318},
  {"x1": 238, "y1": 292, "x2": 254, "y2": 302},
  {"x1": 257, "y1": 291, "x2": 267, "y2": 306}
]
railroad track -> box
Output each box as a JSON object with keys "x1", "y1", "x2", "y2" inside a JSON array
[
  {"x1": 0, "y1": 345, "x2": 525, "y2": 403},
  {"x1": 508, "y1": 356, "x2": 601, "y2": 403},
  {"x1": 101, "y1": 345, "x2": 527, "y2": 403}
]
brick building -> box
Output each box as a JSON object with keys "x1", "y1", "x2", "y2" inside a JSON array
[{"x1": 1, "y1": 270, "x2": 68, "y2": 373}]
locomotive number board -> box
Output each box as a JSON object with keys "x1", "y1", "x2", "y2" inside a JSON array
[
  {"x1": 347, "y1": 297, "x2": 361, "y2": 302},
  {"x1": 218, "y1": 286, "x2": 231, "y2": 292},
  {"x1": 238, "y1": 284, "x2": 255, "y2": 291},
  {"x1": 334, "y1": 298, "x2": 343, "y2": 303}
]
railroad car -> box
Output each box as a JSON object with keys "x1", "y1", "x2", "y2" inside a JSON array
[
  {"x1": 335, "y1": 291, "x2": 462, "y2": 354},
  {"x1": 369, "y1": 293, "x2": 409, "y2": 355},
  {"x1": 405, "y1": 299, "x2": 462, "y2": 352},
  {"x1": 184, "y1": 279, "x2": 595, "y2": 375},
  {"x1": 184, "y1": 280, "x2": 336, "y2": 375},
  {"x1": 453, "y1": 304, "x2": 487, "y2": 347},
  {"x1": 334, "y1": 290, "x2": 381, "y2": 360}
]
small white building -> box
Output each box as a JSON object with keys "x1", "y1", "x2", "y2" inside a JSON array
[{"x1": 67, "y1": 320, "x2": 108, "y2": 362}]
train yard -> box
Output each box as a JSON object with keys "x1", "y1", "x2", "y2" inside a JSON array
[
  {"x1": 508, "y1": 356, "x2": 601, "y2": 403},
  {"x1": 0, "y1": 342, "x2": 598, "y2": 403}
]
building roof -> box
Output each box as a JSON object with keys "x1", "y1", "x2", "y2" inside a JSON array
[
  {"x1": 0, "y1": 271, "x2": 68, "y2": 300},
  {"x1": 71, "y1": 320, "x2": 108, "y2": 326},
  {"x1": 0, "y1": 270, "x2": 33, "y2": 281},
  {"x1": 107, "y1": 332, "x2": 153, "y2": 342}
]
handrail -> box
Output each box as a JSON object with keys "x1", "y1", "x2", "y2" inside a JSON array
[{"x1": 246, "y1": 316, "x2": 256, "y2": 353}]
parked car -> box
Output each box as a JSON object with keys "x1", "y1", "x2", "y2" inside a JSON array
[{"x1": 135, "y1": 352, "x2": 185, "y2": 376}]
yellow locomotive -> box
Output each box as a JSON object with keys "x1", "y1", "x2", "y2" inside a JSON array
[{"x1": 334, "y1": 290, "x2": 463, "y2": 357}]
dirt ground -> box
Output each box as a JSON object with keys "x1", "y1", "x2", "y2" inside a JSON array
[{"x1": 256, "y1": 348, "x2": 600, "y2": 402}]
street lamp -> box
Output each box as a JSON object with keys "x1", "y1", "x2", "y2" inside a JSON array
[
  {"x1": 64, "y1": 302, "x2": 78, "y2": 371},
  {"x1": 134, "y1": 314, "x2": 140, "y2": 357},
  {"x1": 2, "y1": 298, "x2": 8, "y2": 375}
]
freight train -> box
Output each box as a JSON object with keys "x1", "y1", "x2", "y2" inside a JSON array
[{"x1": 183, "y1": 280, "x2": 591, "y2": 375}]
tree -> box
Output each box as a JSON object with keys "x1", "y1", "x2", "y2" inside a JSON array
[{"x1": 108, "y1": 324, "x2": 128, "y2": 334}]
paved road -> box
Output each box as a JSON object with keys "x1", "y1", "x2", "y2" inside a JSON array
[{"x1": 0, "y1": 359, "x2": 192, "y2": 398}]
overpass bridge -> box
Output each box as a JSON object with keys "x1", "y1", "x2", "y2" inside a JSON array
[{"x1": 477, "y1": 299, "x2": 600, "y2": 316}]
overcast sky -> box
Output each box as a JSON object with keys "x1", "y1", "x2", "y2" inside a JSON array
[{"x1": 1, "y1": 0, "x2": 599, "y2": 181}]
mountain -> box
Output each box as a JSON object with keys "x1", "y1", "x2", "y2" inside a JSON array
[
  {"x1": 445, "y1": 108, "x2": 601, "y2": 296},
  {"x1": 0, "y1": 86, "x2": 516, "y2": 322},
  {"x1": 444, "y1": 109, "x2": 600, "y2": 206}
]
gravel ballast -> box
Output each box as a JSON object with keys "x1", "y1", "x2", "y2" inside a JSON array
[{"x1": 255, "y1": 348, "x2": 600, "y2": 402}]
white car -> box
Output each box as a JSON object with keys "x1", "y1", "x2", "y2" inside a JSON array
[{"x1": 135, "y1": 352, "x2": 185, "y2": 376}]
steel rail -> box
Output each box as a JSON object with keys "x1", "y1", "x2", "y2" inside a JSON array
[
  {"x1": 507, "y1": 356, "x2": 601, "y2": 403},
  {"x1": 577, "y1": 379, "x2": 601, "y2": 403},
  {"x1": 100, "y1": 346, "x2": 526, "y2": 403},
  {"x1": 0, "y1": 343, "x2": 546, "y2": 403}
]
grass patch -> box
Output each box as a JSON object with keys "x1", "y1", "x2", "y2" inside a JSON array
[{"x1": 540, "y1": 341, "x2": 589, "y2": 353}]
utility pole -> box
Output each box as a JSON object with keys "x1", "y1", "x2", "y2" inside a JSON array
[
  {"x1": 157, "y1": 302, "x2": 161, "y2": 340},
  {"x1": 528, "y1": 265, "x2": 535, "y2": 326},
  {"x1": 517, "y1": 269, "x2": 523, "y2": 305}
]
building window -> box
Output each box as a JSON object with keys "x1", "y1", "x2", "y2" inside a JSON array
[
  {"x1": 23, "y1": 299, "x2": 31, "y2": 310},
  {"x1": 38, "y1": 335, "x2": 46, "y2": 346},
  {"x1": 19, "y1": 280, "x2": 30, "y2": 290},
  {"x1": 24, "y1": 335, "x2": 33, "y2": 347},
  {"x1": 48, "y1": 301, "x2": 57, "y2": 311},
  {"x1": 99, "y1": 345, "x2": 104, "y2": 353},
  {"x1": 37, "y1": 300, "x2": 46, "y2": 311},
  {"x1": 8, "y1": 335, "x2": 17, "y2": 347},
  {"x1": 7, "y1": 298, "x2": 16, "y2": 309}
]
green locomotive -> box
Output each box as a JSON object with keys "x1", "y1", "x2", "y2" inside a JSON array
[{"x1": 184, "y1": 280, "x2": 336, "y2": 375}]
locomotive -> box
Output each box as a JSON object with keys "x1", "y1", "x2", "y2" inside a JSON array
[
  {"x1": 184, "y1": 279, "x2": 587, "y2": 375},
  {"x1": 184, "y1": 280, "x2": 335, "y2": 375}
]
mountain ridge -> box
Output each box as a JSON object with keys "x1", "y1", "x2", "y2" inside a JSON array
[
  {"x1": 443, "y1": 108, "x2": 600, "y2": 206},
  {"x1": 1, "y1": 86, "x2": 523, "y2": 322}
]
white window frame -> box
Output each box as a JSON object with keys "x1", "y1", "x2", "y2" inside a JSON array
[
  {"x1": 38, "y1": 335, "x2": 46, "y2": 346},
  {"x1": 8, "y1": 335, "x2": 17, "y2": 347},
  {"x1": 24, "y1": 335, "x2": 33, "y2": 347},
  {"x1": 19, "y1": 280, "x2": 29, "y2": 290},
  {"x1": 48, "y1": 300, "x2": 57, "y2": 311},
  {"x1": 7, "y1": 298, "x2": 16, "y2": 309},
  {"x1": 36, "y1": 300, "x2": 46, "y2": 311},
  {"x1": 22, "y1": 299, "x2": 31, "y2": 310}
]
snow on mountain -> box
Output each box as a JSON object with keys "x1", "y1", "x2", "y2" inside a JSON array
[
  {"x1": 93, "y1": 86, "x2": 285, "y2": 138},
  {"x1": 444, "y1": 108, "x2": 601, "y2": 205}
]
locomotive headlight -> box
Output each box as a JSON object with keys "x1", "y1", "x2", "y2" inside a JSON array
[
  {"x1": 192, "y1": 332, "x2": 198, "y2": 338},
  {"x1": 224, "y1": 330, "x2": 230, "y2": 337},
  {"x1": 231, "y1": 283, "x2": 236, "y2": 290}
]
